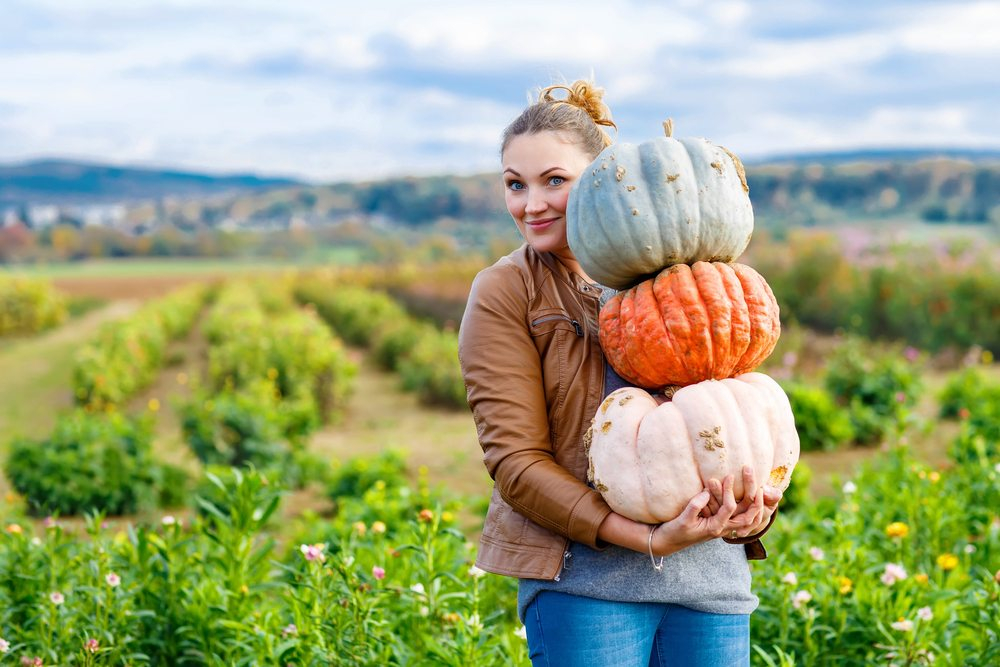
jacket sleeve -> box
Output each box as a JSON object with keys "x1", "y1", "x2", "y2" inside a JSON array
[{"x1": 458, "y1": 263, "x2": 612, "y2": 547}]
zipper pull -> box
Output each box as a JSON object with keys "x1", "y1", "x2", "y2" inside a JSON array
[
  {"x1": 554, "y1": 549, "x2": 572, "y2": 582},
  {"x1": 572, "y1": 320, "x2": 583, "y2": 337}
]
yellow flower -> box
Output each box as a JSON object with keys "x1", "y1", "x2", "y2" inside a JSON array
[
  {"x1": 838, "y1": 576, "x2": 853, "y2": 594},
  {"x1": 148, "y1": 398, "x2": 160, "y2": 412},
  {"x1": 371, "y1": 521, "x2": 387, "y2": 534},
  {"x1": 441, "y1": 511, "x2": 454, "y2": 523},
  {"x1": 885, "y1": 522, "x2": 909, "y2": 539},
  {"x1": 936, "y1": 553, "x2": 958, "y2": 571},
  {"x1": 5, "y1": 523, "x2": 23, "y2": 535},
  {"x1": 267, "y1": 367, "x2": 279, "y2": 380},
  {"x1": 914, "y1": 573, "x2": 929, "y2": 584},
  {"x1": 352, "y1": 521, "x2": 367, "y2": 536},
  {"x1": 928, "y1": 471, "x2": 940, "y2": 483},
  {"x1": 983, "y1": 349, "x2": 994, "y2": 365},
  {"x1": 176, "y1": 372, "x2": 188, "y2": 385}
]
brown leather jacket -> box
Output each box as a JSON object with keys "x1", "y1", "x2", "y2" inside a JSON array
[{"x1": 458, "y1": 244, "x2": 768, "y2": 581}]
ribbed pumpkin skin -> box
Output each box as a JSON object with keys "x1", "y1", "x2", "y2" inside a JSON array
[
  {"x1": 600, "y1": 261, "x2": 780, "y2": 389},
  {"x1": 566, "y1": 135, "x2": 753, "y2": 290},
  {"x1": 586, "y1": 373, "x2": 799, "y2": 524}
]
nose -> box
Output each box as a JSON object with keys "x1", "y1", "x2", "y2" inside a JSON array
[{"x1": 525, "y1": 189, "x2": 548, "y2": 215}]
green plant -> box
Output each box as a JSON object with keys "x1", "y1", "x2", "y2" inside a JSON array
[
  {"x1": 5, "y1": 409, "x2": 160, "y2": 516},
  {"x1": 783, "y1": 382, "x2": 855, "y2": 451}
]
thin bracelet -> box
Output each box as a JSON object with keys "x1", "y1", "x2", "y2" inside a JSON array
[{"x1": 648, "y1": 524, "x2": 664, "y2": 571}]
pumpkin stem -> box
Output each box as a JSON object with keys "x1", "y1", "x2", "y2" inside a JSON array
[{"x1": 662, "y1": 119, "x2": 674, "y2": 138}]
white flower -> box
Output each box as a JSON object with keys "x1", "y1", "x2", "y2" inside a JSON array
[
  {"x1": 964, "y1": 544, "x2": 976, "y2": 554},
  {"x1": 105, "y1": 572, "x2": 121, "y2": 587},
  {"x1": 881, "y1": 563, "x2": 908, "y2": 586},
  {"x1": 792, "y1": 590, "x2": 812, "y2": 609},
  {"x1": 30, "y1": 537, "x2": 42, "y2": 547},
  {"x1": 917, "y1": 606, "x2": 933, "y2": 621},
  {"x1": 468, "y1": 565, "x2": 486, "y2": 579},
  {"x1": 161, "y1": 515, "x2": 177, "y2": 526},
  {"x1": 410, "y1": 583, "x2": 426, "y2": 595},
  {"x1": 514, "y1": 625, "x2": 528, "y2": 640},
  {"x1": 842, "y1": 481, "x2": 857, "y2": 495},
  {"x1": 782, "y1": 572, "x2": 798, "y2": 586},
  {"x1": 891, "y1": 618, "x2": 914, "y2": 632},
  {"x1": 0, "y1": 638, "x2": 9, "y2": 653},
  {"x1": 809, "y1": 547, "x2": 825, "y2": 561},
  {"x1": 994, "y1": 463, "x2": 1000, "y2": 474},
  {"x1": 49, "y1": 591, "x2": 65, "y2": 605},
  {"x1": 419, "y1": 605, "x2": 429, "y2": 617}
]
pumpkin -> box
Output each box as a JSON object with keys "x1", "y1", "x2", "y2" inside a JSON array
[
  {"x1": 586, "y1": 372, "x2": 799, "y2": 524},
  {"x1": 600, "y1": 261, "x2": 780, "y2": 390},
  {"x1": 566, "y1": 120, "x2": 754, "y2": 290}
]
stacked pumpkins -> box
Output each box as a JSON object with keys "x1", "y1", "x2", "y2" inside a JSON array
[{"x1": 567, "y1": 120, "x2": 800, "y2": 524}]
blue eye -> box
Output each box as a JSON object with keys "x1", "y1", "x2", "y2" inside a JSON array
[
  {"x1": 549, "y1": 176, "x2": 566, "y2": 186},
  {"x1": 507, "y1": 181, "x2": 525, "y2": 191}
]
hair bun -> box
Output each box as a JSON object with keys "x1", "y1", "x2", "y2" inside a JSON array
[{"x1": 539, "y1": 80, "x2": 616, "y2": 130}]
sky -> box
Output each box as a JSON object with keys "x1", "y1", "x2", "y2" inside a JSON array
[{"x1": 2, "y1": 0, "x2": 999, "y2": 183}]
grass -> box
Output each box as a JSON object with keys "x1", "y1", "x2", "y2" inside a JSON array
[{"x1": 0, "y1": 247, "x2": 364, "y2": 279}]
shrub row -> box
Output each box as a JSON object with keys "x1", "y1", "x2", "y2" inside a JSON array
[
  {"x1": 72, "y1": 284, "x2": 206, "y2": 409},
  {"x1": 296, "y1": 280, "x2": 467, "y2": 408},
  {"x1": 4, "y1": 410, "x2": 186, "y2": 517},
  {"x1": 0, "y1": 275, "x2": 67, "y2": 337},
  {"x1": 750, "y1": 230, "x2": 1000, "y2": 354},
  {"x1": 181, "y1": 280, "x2": 356, "y2": 481},
  {"x1": 780, "y1": 337, "x2": 924, "y2": 451}
]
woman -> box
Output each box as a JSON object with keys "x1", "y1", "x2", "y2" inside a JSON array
[{"x1": 458, "y1": 80, "x2": 782, "y2": 666}]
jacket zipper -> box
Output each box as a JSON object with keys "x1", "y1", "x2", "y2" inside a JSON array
[
  {"x1": 553, "y1": 548, "x2": 572, "y2": 582},
  {"x1": 531, "y1": 315, "x2": 584, "y2": 337}
]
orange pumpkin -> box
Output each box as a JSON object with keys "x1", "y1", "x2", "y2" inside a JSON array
[{"x1": 600, "y1": 261, "x2": 780, "y2": 389}]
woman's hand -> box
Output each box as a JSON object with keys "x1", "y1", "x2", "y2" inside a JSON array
[
  {"x1": 700, "y1": 465, "x2": 782, "y2": 539},
  {"x1": 649, "y1": 474, "x2": 771, "y2": 556}
]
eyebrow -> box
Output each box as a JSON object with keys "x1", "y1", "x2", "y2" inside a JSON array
[{"x1": 502, "y1": 167, "x2": 565, "y2": 177}]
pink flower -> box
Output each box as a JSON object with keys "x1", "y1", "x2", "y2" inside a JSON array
[
  {"x1": 299, "y1": 543, "x2": 326, "y2": 563},
  {"x1": 282, "y1": 623, "x2": 298, "y2": 638},
  {"x1": 85, "y1": 638, "x2": 99, "y2": 653},
  {"x1": 881, "y1": 563, "x2": 908, "y2": 586},
  {"x1": 782, "y1": 572, "x2": 798, "y2": 586},
  {"x1": 792, "y1": 590, "x2": 812, "y2": 609},
  {"x1": 20, "y1": 657, "x2": 43, "y2": 666},
  {"x1": 372, "y1": 566, "x2": 386, "y2": 580},
  {"x1": 917, "y1": 606, "x2": 933, "y2": 621},
  {"x1": 891, "y1": 618, "x2": 914, "y2": 632},
  {"x1": 49, "y1": 591, "x2": 65, "y2": 605},
  {"x1": 895, "y1": 391, "x2": 906, "y2": 403},
  {"x1": 106, "y1": 572, "x2": 121, "y2": 587},
  {"x1": 0, "y1": 638, "x2": 9, "y2": 653},
  {"x1": 809, "y1": 547, "x2": 825, "y2": 561},
  {"x1": 904, "y1": 347, "x2": 919, "y2": 362}
]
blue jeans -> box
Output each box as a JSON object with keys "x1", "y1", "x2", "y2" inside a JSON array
[{"x1": 524, "y1": 591, "x2": 750, "y2": 666}]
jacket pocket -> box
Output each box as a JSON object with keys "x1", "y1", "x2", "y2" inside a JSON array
[{"x1": 528, "y1": 308, "x2": 584, "y2": 337}]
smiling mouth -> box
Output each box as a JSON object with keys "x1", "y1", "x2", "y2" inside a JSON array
[{"x1": 525, "y1": 217, "x2": 558, "y2": 226}]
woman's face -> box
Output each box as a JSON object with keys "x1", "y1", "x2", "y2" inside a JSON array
[{"x1": 502, "y1": 131, "x2": 592, "y2": 259}]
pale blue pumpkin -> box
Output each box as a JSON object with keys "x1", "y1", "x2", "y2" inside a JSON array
[{"x1": 567, "y1": 120, "x2": 754, "y2": 290}]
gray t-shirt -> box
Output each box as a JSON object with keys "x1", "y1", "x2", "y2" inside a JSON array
[{"x1": 516, "y1": 285, "x2": 758, "y2": 621}]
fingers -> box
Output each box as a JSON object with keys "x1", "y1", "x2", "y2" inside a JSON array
[
  {"x1": 763, "y1": 485, "x2": 783, "y2": 508},
  {"x1": 682, "y1": 490, "x2": 712, "y2": 521}
]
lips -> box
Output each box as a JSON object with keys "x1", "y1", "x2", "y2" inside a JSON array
[{"x1": 525, "y1": 217, "x2": 558, "y2": 231}]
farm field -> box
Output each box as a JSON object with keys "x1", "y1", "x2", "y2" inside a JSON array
[{"x1": 0, "y1": 244, "x2": 997, "y2": 665}]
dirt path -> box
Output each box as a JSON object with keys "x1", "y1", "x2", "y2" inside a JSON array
[
  {"x1": 0, "y1": 300, "x2": 141, "y2": 444},
  {"x1": 309, "y1": 349, "x2": 488, "y2": 501}
]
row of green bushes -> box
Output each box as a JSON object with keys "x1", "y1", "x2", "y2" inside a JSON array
[
  {"x1": 72, "y1": 284, "x2": 206, "y2": 408},
  {"x1": 295, "y1": 280, "x2": 466, "y2": 408},
  {"x1": 779, "y1": 338, "x2": 924, "y2": 451},
  {"x1": 182, "y1": 280, "x2": 356, "y2": 484},
  {"x1": 0, "y1": 275, "x2": 66, "y2": 337},
  {"x1": 0, "y1": 378, "x2": 996, "y2": 665},
  {"x1": 751, "y1": 231, "x2": 1000, "y2": 354}
]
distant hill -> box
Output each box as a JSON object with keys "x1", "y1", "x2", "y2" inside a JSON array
[
  {"x1": 746, "y1": 147, "x2": 1000, "y2": 166},
  {"x1": 0, "y1": 159, "x2": 303, "y2": 207}
]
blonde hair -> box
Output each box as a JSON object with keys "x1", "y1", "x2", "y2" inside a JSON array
[{"x1": 500, "y1": 79, "x2": 616, "y2": 159}]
